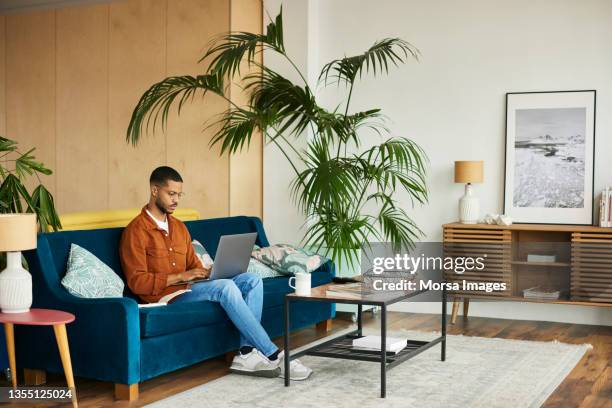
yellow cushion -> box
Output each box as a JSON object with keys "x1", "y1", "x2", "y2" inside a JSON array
[{"x1": 54, "y1": 208, "x2": 200, "y2": 231}]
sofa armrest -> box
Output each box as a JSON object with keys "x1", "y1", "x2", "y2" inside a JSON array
[
  {"x1": 319, "y1": 259, "x2": 336, "y2": 278},
  {"x1": 248, "y1": 216, "x2": 271, "y2": 247},
  {"x1": 17, "y1": 295, "x2": 141, "y2": 385},
  {"x1": 21, "y1": 238, "x2": 141, "y2": 385}
]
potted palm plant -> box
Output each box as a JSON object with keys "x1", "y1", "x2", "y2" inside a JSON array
[
  {"x1": 0, "y1": 136, "x2": 61, "y2": 269},
  {"x1": 126, "y1": 9, "x2": 427, "y2": 269}
]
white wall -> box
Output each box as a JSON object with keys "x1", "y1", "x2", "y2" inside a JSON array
[
  {"x1": 265, "y1": 0, "x2": 612, "y2": 325},
  {"x1": 262, "y1": 0, "x2": 310, "y2": 245}
]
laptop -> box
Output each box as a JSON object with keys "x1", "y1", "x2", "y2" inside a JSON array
[{"x1": 170, "y1": 232, "x2": 257, "y2": 285}]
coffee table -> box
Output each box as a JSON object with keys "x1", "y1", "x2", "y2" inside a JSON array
[{"x1": 283, "y1": 283, "x2": 446, "y2": 398}]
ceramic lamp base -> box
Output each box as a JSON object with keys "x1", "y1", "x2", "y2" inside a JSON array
[
  {"x1": 0, "y1": 251, "x2": 32, "y2": 313},
  {"x1": 459, "y1": 183, "x2": 480, "y2": 224}
]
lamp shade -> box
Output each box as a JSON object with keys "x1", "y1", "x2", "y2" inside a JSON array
[
  {"x1": 0, "y1": 213, "x2": 37, "y2": 252},
  {"x1": 454, "y1": 161, "x2": 484, "y2": 183}
]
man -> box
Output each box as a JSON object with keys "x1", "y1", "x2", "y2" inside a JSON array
[{"x1": 119, "y1": 166, "x2": 312, "y2": 380}]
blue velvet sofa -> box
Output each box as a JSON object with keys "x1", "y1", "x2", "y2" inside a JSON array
[{"x1": 17, "y1": 216, "x2": 335, "y2": 399}]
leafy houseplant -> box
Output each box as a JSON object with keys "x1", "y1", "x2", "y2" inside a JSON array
[
  {"x1": 126, "y1": 9, "x2": 427, "y2": 268},
  {"x1": 0, "y1": 136, "x2": 62, "y2": 266}
]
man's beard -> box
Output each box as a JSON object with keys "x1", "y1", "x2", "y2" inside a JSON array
[{"x1": 154, "y1": 198, "x2": 170, "y2": 214}]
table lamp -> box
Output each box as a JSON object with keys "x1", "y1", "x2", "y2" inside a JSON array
[
  {"x1": 0, "y1": 213, "x2": 37, "y2": 313},
  {"x1": 454, "y1": 161, "x2": 484, "y2": 224}
]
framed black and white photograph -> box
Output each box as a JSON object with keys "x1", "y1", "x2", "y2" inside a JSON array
[{"x1": 504, "y1": 90, "x2": 596, "y2": 225}]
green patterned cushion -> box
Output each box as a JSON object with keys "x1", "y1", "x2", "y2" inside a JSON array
[
  {"x1": 191, "y1": 240, "x2": 282, "y2": 279},
  {"x1": 61, "y1": 244, "x2": 124, "y2": 298},
  {"x1": 247, "y1": 257, "x2": 283, "y2": 279},
  {"x1": 251, "y1": 244, "x2": 328, "y2": 275},
  {"x1": 192, "y1": 240, "x2": 214, "y2": 268}
]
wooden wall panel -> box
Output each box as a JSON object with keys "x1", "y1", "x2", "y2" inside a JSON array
[
  {"x1": 166, "y1": 0, "x2": 230, "y2": 218},
  {"x1": 229, "y1": 0, "x2": 263, "y2": 218},
  {"x1": 1, "y1": 0, "x2": 261, "y2": 218},
  {"x1": 56, "y1": 4, "x2": 109, "y2": 213},
  {"x1": 5, "y1": 11, "x2": 56, "y2": 195},
  {"x1": 108, "y1": 0, "x2": 167, "y2": 208}
]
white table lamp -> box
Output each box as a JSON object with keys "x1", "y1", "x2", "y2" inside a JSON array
[
  {"x1": 454, "y1": 161, "x2": 484, "y2": 224},
  {"x1": 0, "y1": 213, "x2": 37, "y2": 313}
]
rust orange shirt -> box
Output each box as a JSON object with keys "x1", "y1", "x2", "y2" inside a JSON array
[{"x1": 119, "y1": 206, "x2": 202, "y2": 303}]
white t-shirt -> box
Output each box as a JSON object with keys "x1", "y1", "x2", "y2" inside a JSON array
[{"x1": 145, "y1": 208, "x2": 169, "y2": 233}]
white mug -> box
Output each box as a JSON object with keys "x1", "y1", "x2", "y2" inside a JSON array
[{"x1": 289, "y1": 273, "x2": 311, "y2": 296}]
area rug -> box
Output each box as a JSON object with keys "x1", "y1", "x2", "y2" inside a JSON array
[{"x1": 145, "y1": 329, "x2": 591, "y2": 408}]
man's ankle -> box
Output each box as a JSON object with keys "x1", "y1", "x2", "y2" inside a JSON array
[
  {"x1": 267, "y1": 349, "x2": 280, "y2": 361},
  {"x1": 239, "y1": 346, "x2": 254, "y2": 355}
]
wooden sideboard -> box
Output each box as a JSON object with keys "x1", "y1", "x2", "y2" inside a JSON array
[{"x1": 442, "y1": 223, "x2": 612, "y2": 324}]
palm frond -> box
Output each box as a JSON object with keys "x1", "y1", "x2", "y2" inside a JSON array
[
  {"x1": 126, "y1": 74, "x2": 225, "y2": 146},
  {"x1": 358, "y1": 137, "x2": 428, "y2": 204},
  {"x1": 0, "y1": 174, "x2": 33, "y2": 213},
  {"x1": 317, "y1": 108, "x2": 386, "y2": 147},
  {"x1": 319, "y1": 38, "x2": 419, "y2": 86},
  {"x1": 208, "y1": 107, "x2": 274, "y2": 154},
  {"x1": 15, "y1": 148, "x2": 52, "y2": 179},
  {"x1": 377, "y1": 203, "x2": 422, "y2": 251},
  {"x1": 30, "y1": 184, "x2": 62, "y2": 232},
  {"x1": 245, "y1": 66, "x2": 316, "y2": 138},
  {"x1": 290, "y1": 138, "x2": 361, "y2": 214},
  {"x1": 301, "y1": 209, "x2": 379, "y2": 269},
  {"x1": 202, "y1": 7, "x2": 285, "y2": 77},
  {"x1": 0, "y1": 136, "x2": 18, "y2": 153}
]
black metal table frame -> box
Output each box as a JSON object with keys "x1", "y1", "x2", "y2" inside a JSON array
[{"x1": 283, "y1": 287, "x2": 447, "y2": 398}]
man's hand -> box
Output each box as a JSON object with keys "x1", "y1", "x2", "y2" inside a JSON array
[
  {"x1": 182, "y1": 267, "x2": 211, "y2": 281},
  {"x1": 166, "y1": 267, "x2": 211, "y2": 286}
]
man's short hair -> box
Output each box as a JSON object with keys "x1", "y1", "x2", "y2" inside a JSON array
[{"x1": 150, "y1": 166, "x2": 183, "y2": 186}]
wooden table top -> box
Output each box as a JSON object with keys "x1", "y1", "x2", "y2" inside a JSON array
[{"x1": 286, "y1": 282, "x2": 424, "y2": 305}]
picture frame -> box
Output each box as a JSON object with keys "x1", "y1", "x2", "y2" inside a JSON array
[{"x1": 504, "y1": 90, "x2": 596, "y2": 225}]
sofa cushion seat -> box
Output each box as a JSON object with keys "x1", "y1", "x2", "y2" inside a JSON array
[
  {"x1": 140, "y1": 269, "x2": 333, "y2": 338},
  {"x1": 139, "y1": 300, "x2": 227, "y2": 338}
]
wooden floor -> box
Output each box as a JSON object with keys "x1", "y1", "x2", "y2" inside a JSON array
[{"x1": 2, "y1": 312, "x2": 611, "y2": 407}]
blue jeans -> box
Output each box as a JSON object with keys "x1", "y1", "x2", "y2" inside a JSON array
[{"x1": 172, "y1": 272, "x2": 278, "y2": 357}]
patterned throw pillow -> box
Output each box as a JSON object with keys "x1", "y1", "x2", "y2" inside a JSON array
[
  {"x1": 191, "y1": 240, "x2": 283, "y2": 279},
  {"x1": 61, "y1": 244, "x2": 124, "y2": 298},
  {"x1": 192, "y1": 239, "x2": 214, "y2": 268},
  {"x1": 251, "y1": 244, "x2": 328, "y2": 275}
]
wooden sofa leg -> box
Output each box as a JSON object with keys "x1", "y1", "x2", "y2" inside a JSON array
[
  {"x1": 225, "y1": 352, "x2": 236, "y2": 363},
  {"x1": 23, "y1": 368, "x2": 46, "y2": 385},
  {"x1": 115, "y1": 383, "x2": 139, "y2": 401},
  {"x1": 451, "y1": 299, "x2": 460, "y2": 325},
  {"x1": 316, "y1": 319, "x2": 332, "y2": 333}
]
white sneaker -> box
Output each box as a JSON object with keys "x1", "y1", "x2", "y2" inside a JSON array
[
  {"x1": 230, "y1": 349, "x2": 280, "y2": 378},
  {"x1": 275, "y1": 351, "x2": 313, "y2": 381}
]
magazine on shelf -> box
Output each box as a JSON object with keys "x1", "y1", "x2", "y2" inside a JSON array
[
  {"x1": 138, "y1": 289, "x2": 192, "y2": 308},
  {"x1": 522, "y1": 286, "x2": 560, "y2": 300},
  {"x1": 526, "y1": 254, "x2": 556, "y2": 263},
  {"x1": 352, "y1": 335, "x2": 408, "y2": 354}
]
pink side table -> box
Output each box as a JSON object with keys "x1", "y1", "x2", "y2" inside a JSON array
[{"x1": 0, "y1": 308, "x2": 77, "y2": 407}]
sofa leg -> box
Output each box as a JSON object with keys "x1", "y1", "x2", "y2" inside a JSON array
[
  {"x1": 225, "y1": 352, "x2": 236, "y2": 363},
  {"x1": 23, "y1": 368, "x2": 46, "y2": 385},
  {"x1": 115, "y1": 383, "x2": 139, "y2": 401},
  {"x1": 316, "y1": 319, "x2": 332, "y2": 333}
]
